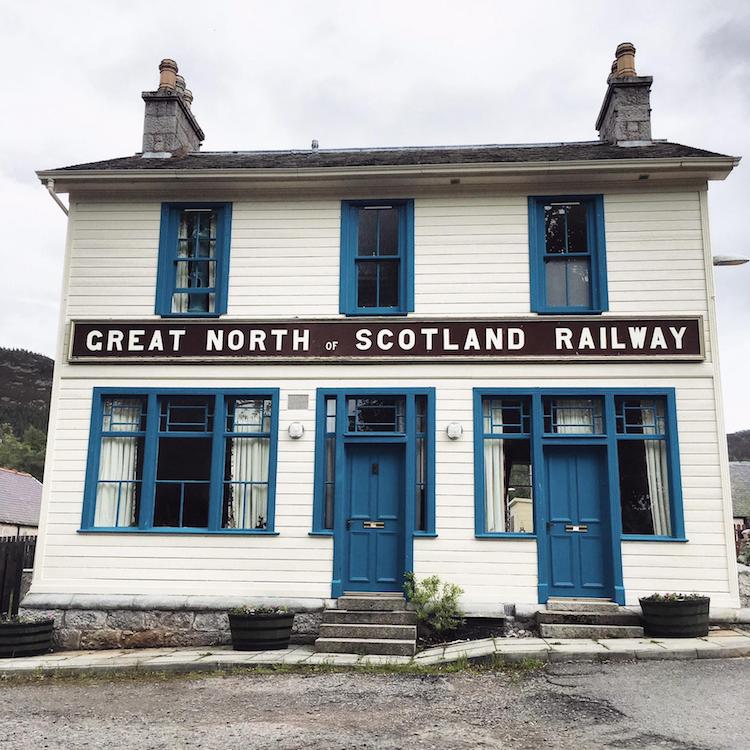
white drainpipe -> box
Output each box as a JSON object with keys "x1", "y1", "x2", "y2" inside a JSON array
[{"x1": 45, "y1": 178, "x2": 69, "y2": 216}]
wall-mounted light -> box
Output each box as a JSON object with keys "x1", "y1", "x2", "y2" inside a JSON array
[
  {"x1": 288, "y1": 422, "x2": 305, "y2": 440},
  {"x1": 713, "y1": 255, "x2": 749, "y2": 266},
  {"x1": 446, "y1": 422, "x2": 463, "y2": 440}
]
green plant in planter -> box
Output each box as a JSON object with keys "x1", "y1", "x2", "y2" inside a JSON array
[
  {"x1": 640, "y1": 592, "x2": 706, "y2": 602},
  {"x1": 229, "y1": 605, "x2": 289, "y2": 616},
  {"x1": 404, "y1": 572, "x2": 465, "y2": 640}
]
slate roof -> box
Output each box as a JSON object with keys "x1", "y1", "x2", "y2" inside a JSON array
[
  {"x1": 47, "y1": 140, "x2": 732, "y2": 173},
  {"x1": 0, "y1": 467, "x2": 42, "y2": 527},
  {"x1": 730, "y1": 462, "x2": 750, "y2": 519}
]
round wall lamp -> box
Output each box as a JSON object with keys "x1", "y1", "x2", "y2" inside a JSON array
[
  {"x1": 446, "y1": 422, "x2": 463, "y2": 440},
  {"x1": 288, "y1": 422, "x2": 305, "y2": 440}
]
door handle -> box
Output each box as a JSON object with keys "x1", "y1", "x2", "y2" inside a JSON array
[{"x1": 346, "y1": 518, "x2": 353, "y2": 530}]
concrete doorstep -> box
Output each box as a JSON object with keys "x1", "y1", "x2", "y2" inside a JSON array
[{"x1": 1, "y1": 629, "x2": 748, "y2": 677}]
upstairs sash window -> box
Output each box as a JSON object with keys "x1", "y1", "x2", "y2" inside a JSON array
[
  {"x1": 529, "y1": 195, "x2": 607, "y2": 313},
  {"x1": 340, "y1": 200, "x2": 414, "y2": 315},
  {"x1": 156, "y1": 203, "x2": 232, "y2": 317}
]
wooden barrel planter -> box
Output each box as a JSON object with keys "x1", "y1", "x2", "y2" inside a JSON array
[
  {"x1": 0, "y1": 619, "x2": 54, "y2": 658},
  {"x1": 639, "y1": 596, "x2": 710, "y2": 638},
  {"x1": 228, "y1": 612, "x2": 295, "y2": 651}
]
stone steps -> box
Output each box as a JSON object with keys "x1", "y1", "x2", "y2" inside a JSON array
[
  {"x1": 323, "y1": 609, "x2": 416, "y2": 626},
  {"x1": 319, "y1": 623, "x2": 416, "y2": 640},
  {"x1": 539, "y1": 623, "x2": 644, "y2": 639},
  {"x1": 540, "y1": 598, "x2": 644, "y2": 639},
  {"x1": 546, "y1": 598, "x2": 620, "y2": 613},
  {"x1": 315, "y1": 637, "x2": 416, "y2": 657},
  {"x1": 315, "y1": 592, "x2": 417, "y2": 656},
  {"x1": 537, "y1": 610, "x2": 641, "y2": 626}
]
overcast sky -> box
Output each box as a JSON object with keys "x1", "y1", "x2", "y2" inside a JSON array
[{"x1": 1, "y1": 0, "x2": 748, "y2": 430}]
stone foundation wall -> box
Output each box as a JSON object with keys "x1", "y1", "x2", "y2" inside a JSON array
[
  {"x1": 739, "y1": 564, "x2": 750, "y2": 608},
  {"x1": 19, "y1": 607, "x2": 323, "y2": 651}
]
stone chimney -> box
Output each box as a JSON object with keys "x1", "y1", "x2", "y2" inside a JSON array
[
  {"x1": 595, "y1": 43, "x2": 653, "y2": 145},
  {"x1": 141, "y1": 59, "x2": 205, "y2": 157}
]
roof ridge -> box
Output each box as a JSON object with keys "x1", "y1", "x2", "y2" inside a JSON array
[{"x1": 0, "y1": 466, "x2": 36, "y2": 479}]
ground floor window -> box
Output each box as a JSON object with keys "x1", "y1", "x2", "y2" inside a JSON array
[
  {"x1": 473, "y1": 389, "x2": 684, "y2": 540},
  {"x1": 312, "y1": 389, "x2": 435, "y2": 535},
  {"x1": 83, "y1": 389, "x2": 279, "y2": 533}
]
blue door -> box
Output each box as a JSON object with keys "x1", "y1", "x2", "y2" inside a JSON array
[
  {"x1": 544, "y1": 445, "x2": 613, "y2": 599},
  {"x1": 342, "y1": 443, "x2": 405, "y2": 592}
]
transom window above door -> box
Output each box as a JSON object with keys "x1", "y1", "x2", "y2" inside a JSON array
[
  {"x1": 528, "y1": 195, "x2": 608, "y2": 314},
  {"x1": 347, "y1": 396, "x2": 405, "y2": 433},
  {"x1": 340, "y1": 200, "x2": 414, "y2": 316}
]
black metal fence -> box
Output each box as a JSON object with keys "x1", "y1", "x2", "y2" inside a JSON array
[{"x1": 0, "y1": 535, "x2": 37, "y2": 617}]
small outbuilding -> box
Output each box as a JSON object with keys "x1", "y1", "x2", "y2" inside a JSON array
[{"x1": 0, "y1": 467, "x2": 42, "y2": 537}]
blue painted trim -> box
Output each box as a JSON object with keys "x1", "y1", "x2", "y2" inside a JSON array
[
  {"x1": 82, "y1": 387, "x2": 279, "y2": 534},
  {"x1": 318, "y1": 388, "x2": 435, "y2": 598},
  {"x1": 339, "y1": 199, "x2": 415, "y2": 316},
  {"x1": 155, "y1": 202, "x2": 232, "y2": 317},
  {"x1": 475, "y1": 532, "x2": 536, "y2": 539},
  {"x1": 473, "y1": 387, "x2": 685, "y2": 605},
  {"x1": 78, "y1": 529, "x2": 280, "y2": 536},
  {"x1": 623, "y1": 535, "x2": 689, "y2": 542},
  {"x1": 528, "y1": 194, "x2": 608, "y2": 314}
]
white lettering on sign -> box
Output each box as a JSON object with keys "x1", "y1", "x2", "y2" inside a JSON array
[
  {"x1": 292, "y1": 329, "x2": 310, "y2": 351},
  {"x1": 147, "y1": 331, "x2": 164, "y2": 351},
  {"x1": 486, "y1": 329, "x2": 503, "y2": 350},
  {"x1": 377, "y1": 329, "x2": 394, "y2": 350},
  {"x1": 398, "y1": 329, "x2": 416, "y2": 350},
  {"x1": 670, "y1": 326, "x2": 687, "y2": 349},
  {"x1": 128, "y1": 329, "x2": 145, "y2": 352},
  {"x1": 86, "y1": 330, "x2": 103, "y2": 351},
  {"x1": 356, "y1": 329, "x2": 372, "y2": 351},
  {"x1": 169, "y1": 330, "x2": 186, "y2": 351},
  {"x1": 628, "y1": 326, "x2": 648, "y2": 348},
  {"x1": 107, "y1": 330, "x2": 124, "y2": 351},
  {"x1": 421, "y1": 328, "x2": 438, "y2": 351},
  {"x1": 508, "y1": 328, "x2": 525, "y2": 350},
  {"x1": 556, "y1": 328, "x2": 573, "y2": 350},
  {"x1": 464, "y1": 328, "x2": 481, "y2": 351}
]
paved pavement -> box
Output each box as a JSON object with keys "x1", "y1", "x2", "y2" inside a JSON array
[{"x1": 1, "y1": 627, "x2": 749, "y2": 676}]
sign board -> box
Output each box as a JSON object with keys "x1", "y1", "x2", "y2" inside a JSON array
[{"x1": 68, "y1": 317, "x2": 704, "y2": 363}]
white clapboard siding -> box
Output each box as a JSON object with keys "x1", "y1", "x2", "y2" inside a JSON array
[{"x1": 31, "y1": 358, "x2": 737, "y2": 609}]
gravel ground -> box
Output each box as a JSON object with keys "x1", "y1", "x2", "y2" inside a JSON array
[{"x1": 0, "y1": 658, "x2": 747, "y2": 749}]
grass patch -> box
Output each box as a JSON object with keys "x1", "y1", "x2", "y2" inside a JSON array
[{"x1": 0, "y1": 655, "x2": 547, "y2": 686}]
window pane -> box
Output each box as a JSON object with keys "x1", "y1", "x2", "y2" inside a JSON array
[
  {"x1": 566, "y1": 203, "x2": 588, "y2": 253},
  {"x1": 325, "y1": 396, "x2": 337, "y2": 433},
  {"x1": 223, "y1": 436, "x2": 270, "y2": 529},
  {"x1": 378, "y1": 260, "x2": 400, "y2": 307},
  {"x1": 102, "y1": 398, "x2": 146, "y2": 432},
  {"x1": 95, "y1": 434, "x2": 143, "y2": 527},
  {"x1": 378, "y1": 208, "x2": 399, "y2": 256},
  {"x1": 545, "y1": 257, "x2": 590, "y2": 308},
  {"x1": 154, "y1": 436, "x2": 212, "y2": 527},
  {"x1": 227, "y1": 398, "x2": 272, "y2": 433},
  {"x1": 416, "y1": 436, "x2": 427, "y2": 532},
  {"x1": 415, "y1": 395, "x2": 427, "y2": 434},
  {"x1": 616, "y1": 398, "x2": 666, "y2": 435},
  {"x1": 618, "y1": 440, "x2": 671, "y2": 535},
  {"x1": 324, "y1": 434, "x2": 335, "y2": 530},
  {"x1": 483, "y1": 398, "x2": 530, "y2": 435},
  {"x1": 484, "y1": 438, "x2": 533, "y2": 533},
  {"x1": 161, "y1": 397, "x2": 213, "y2": 432},
  {"x1": 356, "y1": 262, "x2": 377, "y2": 307},
  {"x1": 357, "y1": 209, "x2": 378, "y2": 256},
  {"x1": 544, "y1": 205, "x2": 566, "y2": 253},
  {"x1": 347, "y1": 397, "x2": 405, "y2": 432},
  {"x1": 544, "y1": 397, "x2": 603, "y2": 434}
]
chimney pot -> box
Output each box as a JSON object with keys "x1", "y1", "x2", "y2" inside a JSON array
[
  {"x1": 183, "y1": 89, "x2": 194, "y2": 108},
  {"x1": 158, "y1": 59, "x2": 178, "y2": 91},
  {"x1": 311, "y1": 139, "x2": 319, "y2": 150},
  {"x1": 614, "y1": 41, "x2": 637, "y2": 78},
  {"x1": 175, "y1": 74, "x2": 186, "y2": 95}
]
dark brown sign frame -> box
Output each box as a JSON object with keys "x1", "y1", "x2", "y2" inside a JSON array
[{"x1": 68, "y1": 317, "x2": 705, "y2": 364}]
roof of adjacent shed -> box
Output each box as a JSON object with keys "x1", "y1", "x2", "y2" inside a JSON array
[
  {"x1": 48, "y1": 140, "x2": 732, "y2": 172},
  {"x1": 731, "y1": 462, "x2": 750, "y2": 519},
  {"x1": 0, "y1": 467, "x2": 42, "y2": 527}
]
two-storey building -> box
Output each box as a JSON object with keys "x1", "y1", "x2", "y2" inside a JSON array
[{"x1": 26, "y1": 45, "x2": 742, "y2": 648}]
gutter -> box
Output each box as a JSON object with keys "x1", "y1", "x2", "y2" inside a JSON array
[
  {"x1": 45, "y1": 178, "x2": 69, "y2": 215},
  {"x1": 36, "y1": 156, "x2": 741, "y2": 187}
]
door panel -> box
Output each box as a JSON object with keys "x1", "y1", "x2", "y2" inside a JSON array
[
  {"x1": 343, "y1": 443, "x2": 405, "y2": 592},
  {"x1": 545, "y1": 445, "x2": 612, "y2": 599}
]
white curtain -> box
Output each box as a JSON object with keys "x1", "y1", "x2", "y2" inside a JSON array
[
  {"x1": 645, "y1": 440, "x2": 671, "y2": 536},
  {"x1": 484, "y1": 439, "x2": 506, "y2": 533},
  {"x1": 554, "y1": 399, "x2": 593, "y2": 434},
  {"x1": 172, "y1": 214, "x2": 189, "y2": 313},
  {"x1": 95, "y1": 401, "x2": 140, "y2": 527},
  {"x1": 227, "y1": 438, "x2": 270, "y2": 529}
]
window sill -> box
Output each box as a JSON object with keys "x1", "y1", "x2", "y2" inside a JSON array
[
  {"x1": 308, "y1": 530, "x2": 333, "y2": 537},
  {"x1": 157, "y1": 312, "x2": 225, "y2": 319},
  {"x1": 413, "y1": 531, "x2": 438, "y2": 538},
  {"x1": 532, "y1": 308, "x2": 606, "y2": 315},
  {"x1": 342, "y1": 309, "x2": 411, "y2": 317},
  {"x1": 78, "y1": 528, "x2": 279, "y2": 536},
  {"x1": 475, "y1": 532, "x2": 535, "y2": 540},
  {"x1": 622, "y1": 535, "x2": 688, "y2": 542}
]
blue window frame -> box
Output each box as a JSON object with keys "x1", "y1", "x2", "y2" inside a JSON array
[
  {"x1": 528, "y1": 195, "x2": 607, "y2": 313},
  {"x1": 473, "y1": 388, "x2": 685, "y2": 541},
  {"x1": 82, "y1": 388, "x2": 279, "y2": 534},
  {"x1": 311, "y1": 389, "x2": 435, "y2": 536},
  {"x1": 155, "y1": 203, "x2": 232, "y2": 317},
  {"x1": 340, "y1": 200, "x2": 414, "y2": 316}
]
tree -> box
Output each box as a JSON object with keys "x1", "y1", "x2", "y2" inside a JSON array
[{"x1": 0, "y1": 423, "x2": 46, "y2": 480}]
